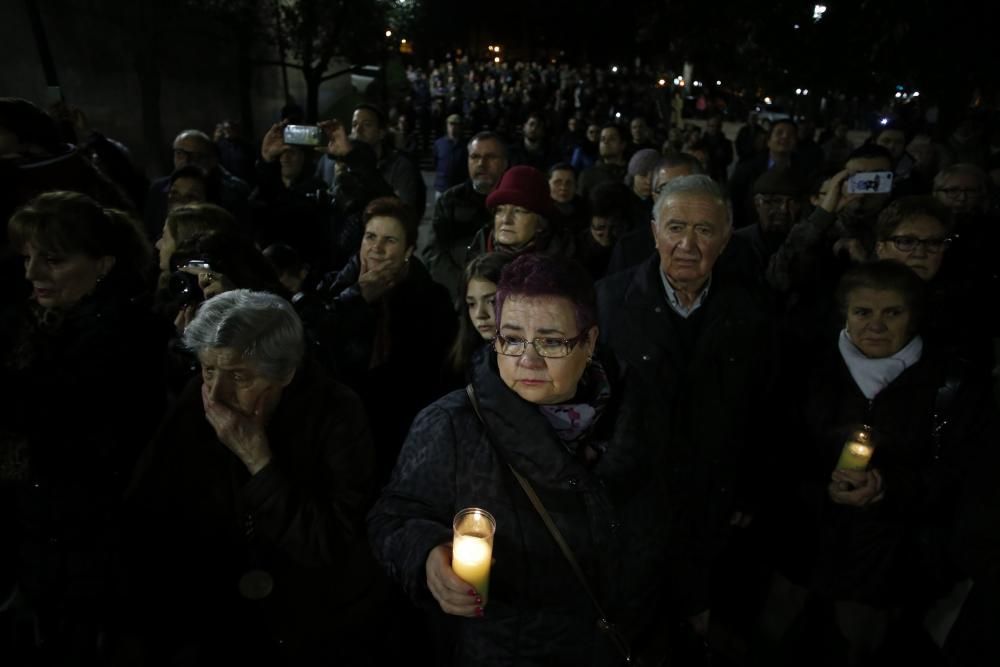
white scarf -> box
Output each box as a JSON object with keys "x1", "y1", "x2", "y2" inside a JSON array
[{"x1": 838, "y1": 329, "x2": 924, "y2": 399}]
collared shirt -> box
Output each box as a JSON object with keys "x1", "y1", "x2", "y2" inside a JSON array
[{"x1": 659, "y1": 271, "x2": 712, "y2": 318}]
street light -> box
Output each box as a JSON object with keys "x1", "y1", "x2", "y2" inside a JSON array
[
  {"x1": 385, "y1": 30, "x2": 392, "y2": 37},
  {"x1": 494, "y1": 56, "x2": 500, "y2": 63},
  {"x1": 813, "y1": 4, "x2": 827, "y2": 22},
  {"x1": 611, "y1": 66, "x2": 618, "y2": 73}
]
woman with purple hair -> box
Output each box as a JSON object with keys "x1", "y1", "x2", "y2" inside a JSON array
[{"x1": 369, "y1": 253, "x2": 690, "y2": 666}]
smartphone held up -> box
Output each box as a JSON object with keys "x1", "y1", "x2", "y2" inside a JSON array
[{"x1": 845, "y1": 171, "x2": 893, "y2": 195}]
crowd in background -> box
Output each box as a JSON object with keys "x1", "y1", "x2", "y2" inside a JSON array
[{"x1": 1, "y1": 50, "x2": 1000, "y2": 667}]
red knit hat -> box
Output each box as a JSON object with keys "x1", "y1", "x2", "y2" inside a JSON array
[{"x1": 485, "y1": 165, "x2": 558, "y2": 220}]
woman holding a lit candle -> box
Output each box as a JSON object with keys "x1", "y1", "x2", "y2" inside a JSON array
[
  {"x1": 369, "y1": 254, "x2": 689, "y2": 666},
  {"x1": 758, "y1": 260, "x2": 994, "y2": 665}
]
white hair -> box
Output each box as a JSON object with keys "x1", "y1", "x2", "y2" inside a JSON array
[
  {"x1": 652, "y1": 174, "x2": 732, "y2": 228},
  {"x1": 183, "y1": 289, "x2": 304, "y2": 380}
]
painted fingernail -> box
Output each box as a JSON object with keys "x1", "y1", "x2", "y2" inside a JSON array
[
  {"x1": 475, "y1": 607, "x2": 483, "y2": 617},
  {"x1": 467, "y1": 589, "x2": 476, "y2": 596},
  {"x1": 475, "y1": 596, "x2": 482, "y2": 605}
]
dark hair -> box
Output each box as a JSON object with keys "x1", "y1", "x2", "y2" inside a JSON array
[
  {"x1": 448, "y1": 253, "x2": 515, "y2": 373},
  {"x1": 658, "y1": 153, "x2": 704, "y2": 173},
  {"x1": 835, "y1": 260, "x2": 926, "y2": 332},
  {"x1": 363, "y1": 196, "x2": 418, "y2": 248},
  {"x1": 547, "y1": 162, "x2": 575, "y2": 177},
  {"x1": 168, "y1": 165, "x2": 219, "y2": 201},
  {"x1": 496, "y1": 253, "x2": 597, "y2": 333},
  {"x1": 262, "y1": 242, "x2": 306, "y2": 275},
  {"x1": 354, "y1": 103, "x2": 387, "y2": 129},
  {"x1": 847, "y1": 143, "x2": 893, "y2": 164},
  {"x1": 171, "y1": 231, "x2": 282, "y2": 294},
  {"x1": 524, "y1": 112, "x2": 544, "y2": 126},
  {"x1": 468, "y1": 131, "x2": 508, "y2": 158},
  {"x1": 875, "y1": 196, "x2": 953, "y2": 241},
  {"x1": 164, "y1": 203, "x2": 239, "y2": 253},
  {"x1": 600, "y1": 124, "x2": 625, "y2": 142},
  {"x1": 9, "y1": 191, "x2": 153, "y2": 281},
  {"x1": 589, "y1": 182, "x2": 632, "y2": 219},
  {"x1": 0, "y1": 97, "x2": 60, "y2": 152},
  {"x1": 768, "y1": 118, "x2": 797, "y2": 137}
]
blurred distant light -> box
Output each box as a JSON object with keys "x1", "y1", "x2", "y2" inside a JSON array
[
  {"x1": 912, "y1": 91, "x2": 921, "y2": 98},
  {"x1": 401, "y1": 38, "x2": 407, "y2": 44},
  {"x1": 611, "y1": 66, "x2": 619, "y2": 73},
  {"x1": 385, "y1": 29, "x2": 392, "y2": 37},
  {"x1": 894, "y1": 92, "x2": 902, "y2": 99},
  {"x1": 495, "y1": 46, "x2": 501, "y2": 53},
  {"x1": 716, "y1": 80, "x2": 722, "y2": 86},
  {"x1": 494, "y1": 56, "x2": 500, "y2": 63},
  {"x1": 615, "y1": 112, "x2": 622, "y2": 118},
  {"x1": 879, "y1": 117, "x2": 890, "y2": 126},
  {"x1": 803, "y1": 89, "x2": 809, "y2": 95},
  {"x1": 793, "y1": 24, "x2": 800, "y2": 30},
  {"x1": 658, "y1": 79, "x2": 666, "y2": 86},
  {"x1": 764, "y1": 96, "x2": 773, "y2": 105},
  {"x1": 795, "y1": 88, "x2": 802, "y2": 95},
  {"x1": 813, "y1": 4, "x2": 827, "y2": 22}
]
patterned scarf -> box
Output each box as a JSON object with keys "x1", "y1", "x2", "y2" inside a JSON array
[{"x1": 538, "y1": 360, "x2": 612, "y2": 454}]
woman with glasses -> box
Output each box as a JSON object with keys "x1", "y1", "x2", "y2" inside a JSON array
[
  {"x1": 874, "y1": 196, "x2": 993, "y2": 371},
  {"x1": 369, "y1": 253, "x2": 685, "y2": 666}
]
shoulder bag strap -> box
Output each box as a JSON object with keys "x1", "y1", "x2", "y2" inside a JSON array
[{"x1": 465, "y1": 384, "x2": 631, "y2": 662}]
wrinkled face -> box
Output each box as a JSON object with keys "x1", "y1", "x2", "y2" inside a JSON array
[
  {"x1": 155, "y1": 222, "x2": 176, "y2": 272},
  {"x1": 633, "y1": 172, "x2": 653, "y2": 199},
  {"x1": 494, "y1": 205, "x2": 541, "y2": 246},
  {"x1": 468, "y1": 138, "x2": 507, "y2": 191},
  {"x1": 351, "y1": 108, "x2": 384, "y2": 146},
  {"x1": 199, "y1": 346, "x2": 292, "y2": 419},
  {"x1": 167, "y1": 176, "x2": 207, "y2": 212},
  {"x1": 496, "y1": 295, "x2": 597, "y2": 405},
  {"x1": 845, "y1": 288, "x2": 913, "y2": 359},
  {"x1": 173, "y1": 136, "x2": 215, "y2": 171},
  {"x1": 523, "y1": 117, "x2": 543, "y2": 142},
  {"x1": 767, "y1": 122, "x2": 797, "y2": 155},
  {"x1": 361, "y1": 215, "x2": 412, "y2": 274},
  {"x1": 279, "y1": 147, "x2": 306, "y2": 181},
  {"x1": 22, "y1": 242, "x2": 114, "y2": 310},
  {"x1": 843, "y1": 156, "x2": 894, "y2": 214},
  {"x1": 754, "y1": 193, "x2": 802, "y2": 235},
  {"x1": 599, "y1": 128, "x2": 624, "y2": 160},
  {"x1": 548, "y1": 168, "x2": 575, "y2": 203},
  {"x1": 466, "y1": 277, "x2": 498, "y2": 340},
  {"x1": 876, "y1": 130, "x2": 906, "y2": 162},
  {"x1": 875, "y1": 214, "x2": 949, "y2": 282},
  {"x1": 934, "y1": 172, "x2": 988, "y2": 214},
  {"x1": 654, "y1": 194, "x2": 731, "y2": 286}
]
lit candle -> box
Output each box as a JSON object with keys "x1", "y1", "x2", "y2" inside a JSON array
[
  {"x1": 452, "y1": 508, "x2": 496, "y2": 603},
  {"x1": 836, "y1": 427, "x2": 874, "y2": 471}
]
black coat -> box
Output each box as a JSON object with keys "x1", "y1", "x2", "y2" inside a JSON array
[
  {"x1": 772, "y1": 345, "x2": 996, "y2": 607},
  {"x1": 0, "y1": 277, "x2": 168, "y2": 637},
  {"x1": 316, "y1": 255, "x2": 457, "y2": 481},
  {"x1": 125, "y1": 362, "x2": 386, "y2": 663},
  {"x1": 368, "y1": 354, "x2": 694, "y2": 666},
  {"x1": 596, "y1": 255, "x2": 778, "y2": 609}
]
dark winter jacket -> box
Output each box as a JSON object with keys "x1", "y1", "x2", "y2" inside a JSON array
[
  {"x1": 368, "y1": 354, "x2": 694, "y2": 666},
  {"x1": 125, "y1": 361, "x2": 386, "y2": 663},
  {"x1": 596, "y1": 255, "x2": 779, "y2": 609},
  {"x1": 772, "y1": 344, "x2": 995, "y2": 607}
]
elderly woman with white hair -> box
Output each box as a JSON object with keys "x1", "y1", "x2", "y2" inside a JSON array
[{"x1": 126, "y1": 289, "x2": 387, "y2": 665}]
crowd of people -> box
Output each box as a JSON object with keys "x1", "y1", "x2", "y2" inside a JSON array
[{"x1": 1, "y1": 51, "x2": 999, "y2": 667}]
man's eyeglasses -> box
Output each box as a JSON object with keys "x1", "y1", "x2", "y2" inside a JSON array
[
  {"x1": 493, "y1": 332, "x2": 588, "y2": 359},
  {"x1": 886, "y1": 235, "x2": 951, "y2": 254},
  {"x1": 935, "y1": 187, "x2": 983, "y2": 199},
  {"x1": 173, "y1": 148, "x2": 211, "y2": 163}
]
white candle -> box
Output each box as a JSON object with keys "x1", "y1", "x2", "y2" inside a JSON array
[{"x1": 452, "y1": 534, "x2": 493, "y2": 601}]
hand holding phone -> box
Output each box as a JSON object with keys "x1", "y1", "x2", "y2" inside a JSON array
[{"x1": 845, "y1": 171, "x2": 893, "y2": 194}]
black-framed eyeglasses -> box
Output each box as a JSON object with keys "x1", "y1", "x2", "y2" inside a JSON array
[
  {"x1": 493, "y1": 331, "x2": 588, "y2": 358},
  {"x1": 934, "y1": 187, "x2": 983, "y2": 198},
  {"x1": 886, "y1": 235, "x2": 951, "y2": 254}
]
